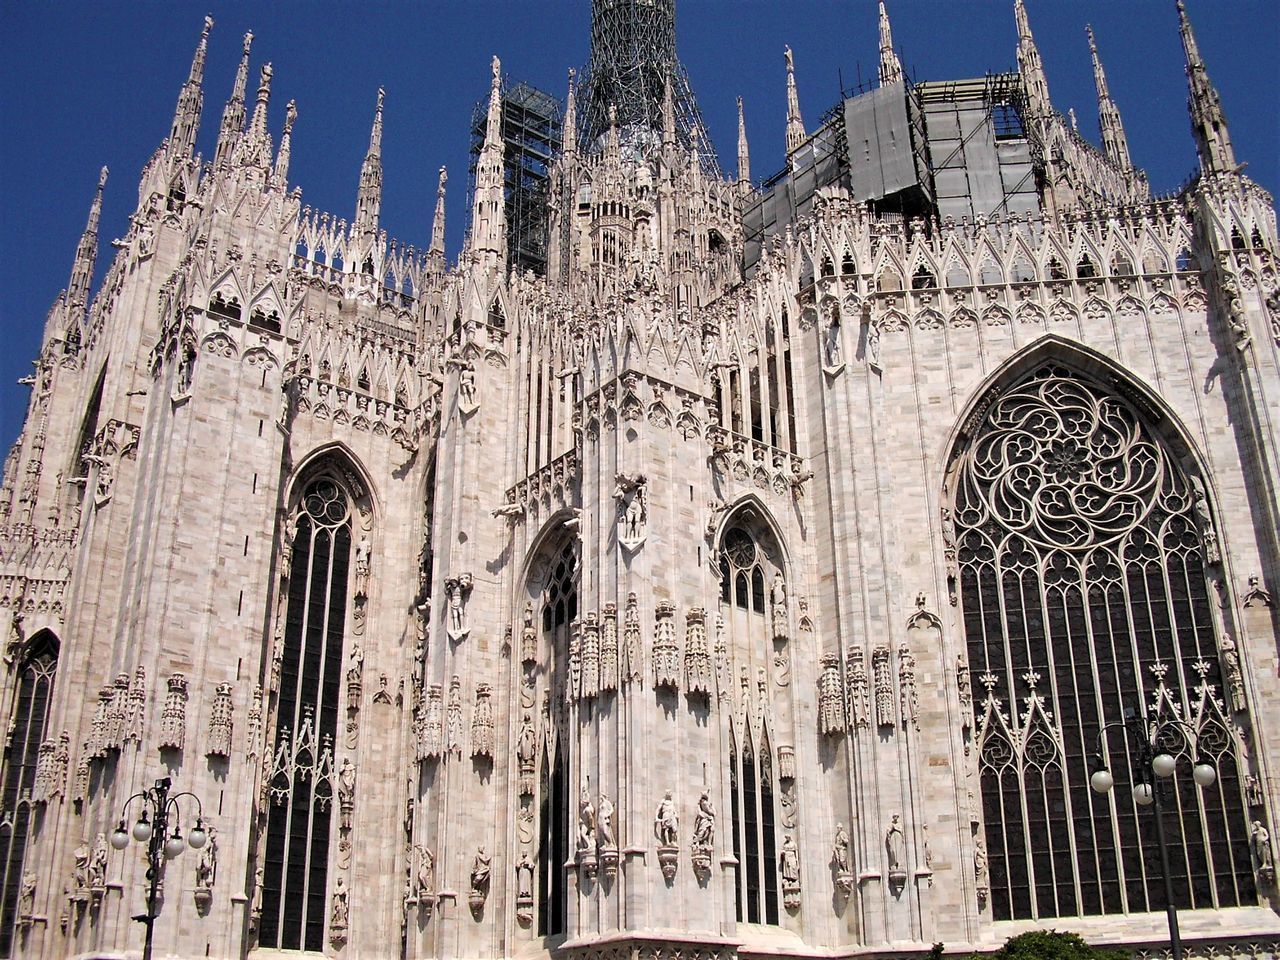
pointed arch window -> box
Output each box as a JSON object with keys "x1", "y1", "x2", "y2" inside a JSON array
[
  {"x1": 260, "y1": 475, "x2": 355, "y2": 951},
  {"x1": 719, "y1": 518, "x2": 782, "y2": 925},
  {"x1": 0, "y1": 634, "x2": 58, "y2": 958},
  {"x1": 951, "y1": 359, "x2": 1255, "y2": 921},
  {"x1": 536, "y1": 541, "x2": 577, "y2": 938}
]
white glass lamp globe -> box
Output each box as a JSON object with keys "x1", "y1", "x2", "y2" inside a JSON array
[
  {"x1": 163, "y1": 833, "x2": 185, "y2": 859},
  {"x1": 1090, "y1": 769, "x2": 1114, "y2": 794},
  {"x1": 188, "y1": 823, "x2": 207, "y2": 850},
  {"x1": 132, "y1": 815, "x2": 153, "y2": 843},
  {"x1": 1133, "y1": 782, "x2": 1155, "y2": 806},
  {"x1": 1193, "y1": 762, "x2": 1217, "y2": 788},
  {"x1": 110, "y1": 824, "x2": 130, "y2": 850},
  {"x1": 1152, "y1": 753, "x2": 1178, "y2": 778}
]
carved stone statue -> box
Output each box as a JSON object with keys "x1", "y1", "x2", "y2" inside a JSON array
[
  {"x1": 445, "y1": 573, "x2": 473, "y2": 641},
  {"x1": 578, "y1": 788, "x2": 596, "y2": 851},
  {"x1": 415, "y1": 845, "x2": 434, "y2": 899},
  {"x1": 515, "y1": 849, "x2": 534, "y2": 901},
  {"x1": 337, "y1": 758, "x2": 357, "y2": 830},
  {"x1": 1219, "y1": 634, "x2": 1246, "y2": 712},
  {"x1": 598, "y1": 793, "x2": 616, "y2": 849},
  {"x1": 770, "y1": 573, "x2": 788, "y2": 640},
  {"x1": 516, "y1": 712, "x2": 537, "y2": 796},
  {"x1": 88, "y1": 833, "x2": 109, "y2": 889},
  {"x1": 655, "y1": 790, "x2": 679, "y2": 846},
  {"x1": 1253, "y1": 820, "x2": 1275, "y2": 880},
  {"x1": 353, "y1": 536, "x2": 371, "y2": 597},
  {"x1": 780, "y1": 833, "x2": 801, "y2": 909},
  {"x1": 195, "y1": 826, "x2": 219, "y2": 891},
  {"x1": 832, "y1": 822, "x2": 850, "y2": 875},
  {"x1": 886, "y1": 814, "x2": 906, "y2": 875},
  {"x1": 329, "y1": 875, "x2": 349, "y2": 939},
  {"x1": 692, "y1": 791, "x2": 715, "y2": 851},
  {"x1": 18, "y1": 872, "x2": 35, "y2": 918},
  {"x1": 346, "y1": 644, "x2": 364, "y2": 700},
  {"x1": 469, "y1": 846, "x2": 491, "y2": 910}
]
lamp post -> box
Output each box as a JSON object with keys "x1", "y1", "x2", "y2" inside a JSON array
[
  {"x1": 1090, "y1": 718, "x2": 1217, "y2": 960},
  {"x1": 109, "y1": 777, "x2": 207, "y2": 960}
]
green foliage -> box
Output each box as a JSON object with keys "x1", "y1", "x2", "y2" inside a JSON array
[{"x1": 991, "y1": 931, "x2": 1128, "y2": 960}]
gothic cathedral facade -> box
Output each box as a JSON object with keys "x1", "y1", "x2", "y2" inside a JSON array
[{"x1": 2, "y1": 3, "x2": 1279, "y2": 959}]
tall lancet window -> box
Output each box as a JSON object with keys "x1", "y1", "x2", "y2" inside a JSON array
[
  {"x1": 260, "y1": 475, "x2": 354, "y2": 951},
  {"x1": 952, "y1": 359, "x2": 1255, "y2": 921},
  {"x1": 536, "y1": 541, "x2": 576, "y2": 937},
  {"x1": 719, "y1": 520, "x2": 781, "y2": 926},
  {"x1": 0, "y1": 633, "x2": 58, "y2": 958}
]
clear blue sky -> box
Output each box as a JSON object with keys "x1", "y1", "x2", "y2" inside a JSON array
[{"x1": 1, "y1": 1, "x2": 1276, "y2": 451}]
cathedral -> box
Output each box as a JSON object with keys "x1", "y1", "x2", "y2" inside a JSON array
[{"x1": 3, "y1": 2, "x2": 1280, "y2": 959}]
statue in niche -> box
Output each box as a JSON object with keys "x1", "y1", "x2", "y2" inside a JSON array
[
  {"x1": 832, "y1": 823, "x2": 850, "y2": 875},
  {"x1": 469, "y1": 846, "x2": 491, "y2": 909},
  {"x1": 1219, "y1": 634, "x2": 1246, "y2": 711},
  {"x1": 655, "y1": 790, "x2": 679, "y2": 846},
  {"x1": 516, "y1": 712, "x2": 537, "y2": 795},
  {"x1": 692, "y1": 791, "x2": 716, "y2": 851},
  {"x1": 445, "y1": 573, "x2": 473, "y2": 641},
  {"x1": 18, "y1": 872, "x2": 34, "y2": 919},
  {"x1": 458, "y1": 361, "x2": 477, "y2": 412},
  {"x1": 353, "y1": 536, "x2": 371, "y2": 597},
  {"x1": 779, "y1": 833, "x2": 801, "y2": 909},
  {"x1": 329, "y1": 876, "x2": 349, "y2": 938},
  {"x1": 823, "y1": 303, "x2": 842, "y2": 368},
  {"x1": 770, "y1": 573, "x2": 788, "y2": 641},
  {"x1": 337, "y1": 758, "x2": 356, "y2": 830},
  {"x1": 346, "y1": 644, "x2": 364, "y2": 701},
  {"x1": 519, "y1": 602, "x2": 536, "y2": 664},
  {"x1": 613, "y1": 473, "x2": 647, "y2": 550},
  {"x1": 598, "y1": 793, "x2": 616, "y2": 849},
  {"x1": 578, "y1": 788, "x2": 596, "y2": 852},
  {"x1": 515, "y1": 849, "x2": 534, "y2": 901},
  {"x1": 886, "y1": 815, "x2": 906, "y2": 875},
  {"x1": 1253, "y1": 821, "x2": 1275, "y2": 881},
  {"x1": 88, "y1": 834, "x2": 109, "y2": 890},
  {"x1": 415, "y1": 845, "x2": 434, "y2": 899},
  {"x1": 1189, "y1": 476, "x2": 1221, "y2": 564}
]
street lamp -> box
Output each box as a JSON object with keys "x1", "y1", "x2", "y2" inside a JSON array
[
  {"x1": 1090, "y1": 718, "x2": 1216, "y2": 960},
  {"x1": 110, "y1": 777, "x2": 207, "y2": 960}
]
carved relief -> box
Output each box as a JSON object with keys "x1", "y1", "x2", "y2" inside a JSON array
[
  {"x1": 898, "y1": 643, "x2": 919, "y2": 732},
  {"x1": 580, "y1": 612, "x2": 601, "y2": 701},
  {"x1": 622, "y1": 592, "x2": 643, "y2": 685},
  {"x1": 652, "y1": 600, "x2": 680, "y2": 690},
  {"x1": 444, "y1": 572, "x2": 473, "y2": 641},
  {"x1": 158, "y1": 673, "x2": 189, "y2": 751},
  {"x1": 770, "y1": 573, "x2": 789, "y2": 642},
  {"x1": 845, "y1": 647, "x2": 870, "y2": 728},
  {"x1": 683, "y1": 607, "x2": 711, "y2": 697},
  {"x1": 1219, "y1": 634, "x2": 1246, "y2": 712},
  {"x1": 125, "y1": 665, "x2": 146, "y2": 744},
  {"x1": 872, "y1": 646, "x2": 894, "y2": 729},
  {"x1": 614, "y1": 473, "x2": 647, "y2": 551},
  {"x1": 471, "y1": 682, "x2": 493, "y2": 759},
  {"x1": 818, "y1": 653, "x2": 845, "y2": 735},
  {"x1": 519, "y1": 602, "x2": 536, "y2": 665},
  {"x1": 419, "y1": 683, "x2": 443, "y2": 761},
  {"x1": 601, "y1": 602, "x2": 619, "y2": 693},
  {"x1": 207, "y1": 681, "x2": 234, "y2": 759},
  {"x1": 444, "y1": 675, "x2": 464, "y2": 758},
  {"x1": 193, "y1": 826, "x2": 218, "y2": 910}
]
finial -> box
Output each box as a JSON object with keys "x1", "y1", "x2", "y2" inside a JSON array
[
  {"x1": 1086, "y1": 24, "x2": 1132, "y2": 171},
  {"x1": 274, "y1": 100, "x2": 298, "y2": 182},
  {"x1": 785, "y1": 45, "x2": 805, "y2": 154},
  {"x1": 1013, "y1": 0, "x2": 1051, "y2": 118},
  {"x1": 662, "y1": 71, "x2": 676, "y2": 147},
  {"x1": 563, "y1": 68, "x2": 577, "y2": 158},
  {"x1": 878, "y1": 1, "x2": 904, "y2": 86},
  {"x1": 368, "y1": 87, "x2": 385, "y2": 157},
  {"x1": 736, "y1": 96, "x2": 751, "y2": 194},
  {"x1": 168, "y1": 14, "x2": 213, "y2": 157},
  {"x1": 284, "y1": 100, "x2": 298, "y2": 137},
  {"x1": 491, "y1": 55, "x2": 501, "y2": 90},
  {"x1": 215, "y1": 31, "x2": 254, "y2": 168},
  {"x1": 1177, "y1": 0, "x2": 1237, "y2": 174},
  {"x1": 98, "y1": 166, "x2": 109, "y2": 190},
  {"x1": 430, "y1": 166, "x2": 447, "y2": 257}
]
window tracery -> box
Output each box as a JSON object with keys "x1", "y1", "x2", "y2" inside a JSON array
[
  {"x1": 260, "y1": 475, "x2": 354, "y2": 951},
  {"x1": 719, "y1": 517, "x2": 782, "y2": 925},
  {"x1": 0, "y1": 633, "x2": 58, "y2": 958},
  {"x1": 952, "y1": 360, "x2": 1255, "y2": 921}
]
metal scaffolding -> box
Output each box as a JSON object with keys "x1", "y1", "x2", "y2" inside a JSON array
[
  {"x1": 469, "y1": 80, "x2": 563, "y2": 276},
  {"x1": 577, "y1": 0, "x2": 721, "y2": 177}
]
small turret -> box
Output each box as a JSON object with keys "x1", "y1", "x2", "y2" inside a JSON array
[
  {"x1": 878, "y1": 2, "x2": 904, "y2": 86},
  {"x1": 169, "y1": 16, "x2": 212, "y2": 158},
  {"x1": 66, "y1": 166, "x2": 109, "y2": 320},
  {"x1": 469, "y1": 56, "x2": 507, "y2": 268},
  {"x1": 1177, "y1": 0, "x2": 1236, "y2": 175},
  {"x1": 563, "y1": 69, "x2": 578, "y2": 162},
  {"x1": 1014, "y1": 0, "x2": 1051, "y2": 118},
  {"x1": 215, "y1": 31, "x2": 253, "y2": 169},
  {"x1": 236, "y1": 63, "x2": 274, "y2": 169},
  {"x1": 354, "y1": 88, "x2": 385, "y2": 239},
  {"x1": 429, "y1": 166, "x2": 447, "y2": 260},
  {"x1": 274, "y1": 100, "x2": 297, "y2": 184},
  {"x1": 1087, "y1": 25, "x2": 1132, "y2": 171},
  {"x1": 736, "y1": 97, "x2": 751, "y2": 196},
  {"x1": 784, "y1": 46, "x2": 805, "y2": 154},
  {"x1": 662, "y1": 73, "x2": 676, "y2": 151}
]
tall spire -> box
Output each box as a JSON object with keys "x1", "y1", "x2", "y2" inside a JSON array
[
  {"x1": 169, "y1": 16, "x2": 212, "y2": 158},
  {"x1": 784, "y1": 45, "x2": 805, "y2": 154},
  {"x1": 354, "y1": 88, "x2": 385, "y2": 238},
  {"x1": 274, "y1": 100, "x2": 297, "y2": 183},
  {"x1": 1087, "y1": 26, "x2": 1132, "y2": 171},
  {"x1": 429, "y1": 166, "x2": 447, "y2": 258},
  {"x1": 563, "y1": 69, "x2": 578, "y2": 161},
  {"x1": 1014, "y1": 0, "x2": 1051, "y2": 118},
  {"x1": 662, "y1": 73, "x2": 676, "y2": 150},
  {"x1": 878, "y1": 2, "x2": 904, "y2": 86},
  {"x1": 215, "y1": 31, "x2": 253, "y2": 169},
  {"x1": 66, "y1": 166, "x2": 108, "y2": 316},
  {"x1": 240, "y1": 63, "x2": 274, "y2": 167},
  {"x1": 470, "y1": 56, "x2": 507, "y2": 267},
  {"x1": 736, "y1": 96, "x2": 751, "y2": 195},
  {"x1": 1177, "y1": 0, "x2": 1236, "y2": 174}
]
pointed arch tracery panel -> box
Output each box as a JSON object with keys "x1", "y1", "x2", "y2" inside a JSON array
[
  {"x1": 951, "y1": 359, "x2": 1255, "y2": 921},
  {"x1": 0, "y1": 633, "x2": 58, "y2": 958},
  {"x1": 718, "y1": 511, "x2": 783, "y2": 926},
  {"x1": 532, "y1": 539, "x2": 576, "y2": 939},
  {"x1": 260, "y1": 472, "x2": 356, "y2": 951}
]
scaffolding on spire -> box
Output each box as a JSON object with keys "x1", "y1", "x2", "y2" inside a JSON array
[{"x1": 577, "y1": 0, "x2": 720, "y2": 177}]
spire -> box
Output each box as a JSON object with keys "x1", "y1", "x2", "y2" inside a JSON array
[
  {"x1": 470, "y1": 56, "x2": 507, "y2": 267},
  {"x1": 784, "y1": 45, "x2": 805, "y2": 154},
  {"x1": 238, "y1": 62, "x2": 274, "y2": 168},
  {"x1": 169, "y1": 15, "x2": 212, "y2": 157},
  {"x1": 274, "y1": 100, "x2": 297, "y2": 183},
  {"x1": 354, "y1": 88, "x2": 385, "y2": 237},
  {"x1": 607, "y1": 103, "x2": 622, "y2": 159},
  {"x1": 429, "y1": 166, "x2": 447, "y2": 258},
  {"x1": 662, "y1": 72, "x2": 676, "y2": 149},
  {"x1": 878, "y1": 2, "x2": 904, "y2": 86},
  {"x1": 736, "y1": 96, "x2": 751, "y2": 195},
  {"x1": 1177, "y1": 0, "x2": 1236, "y2": 174},
  {"x1": 563, "y1": 69, "x2": 577, "y2": 160},
  {"x1": 1087, "y1": 26, "x2": 1132, "y2": 170},
  {"x1": 1014, "y1": 0, "x2": 1051, "y2": 118},
  {"x1": 66, "y1": 167, "x2": 108, "y2": 315},
  {"x1": 215, "y1": 31, "x2": 253, "y2": 169}
]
